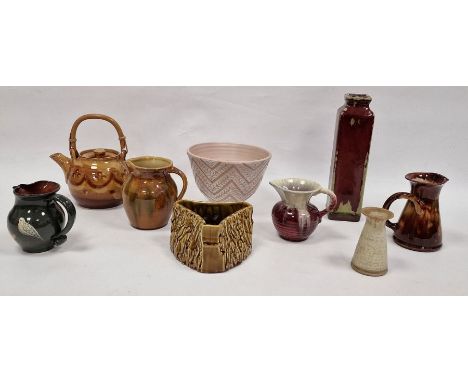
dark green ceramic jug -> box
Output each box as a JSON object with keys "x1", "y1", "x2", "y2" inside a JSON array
[{"x1": 7, "y1": 181, "x2": 76, "y2": 253}]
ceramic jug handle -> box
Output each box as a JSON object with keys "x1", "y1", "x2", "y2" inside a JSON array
[
  {"x1": 382, "y1": 192, "x2": 424, "y2": 231},
  {"x1": 51, "y1": 194, "x2": 77, "y2": 246},
  {"x1": 69, "y1": 114, "x2": 128, "y2": 160},
  {"x1": 318, "y1": 187, "x2": 337, "y2": 218},
  {"x1": 168, "y1": 166, "x2": 188, "y2": 201}
]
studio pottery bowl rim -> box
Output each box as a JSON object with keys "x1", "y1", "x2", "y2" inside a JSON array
[{"x1": 187, "y1": 142, "x2": 272, "y2": 164}]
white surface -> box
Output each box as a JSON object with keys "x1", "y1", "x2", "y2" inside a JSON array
[{"x1": 0, "y1": 87, "x2": 467, "y2": 295}]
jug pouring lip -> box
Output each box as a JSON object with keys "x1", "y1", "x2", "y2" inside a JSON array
[
  {"x1": 405, "y1": 172, "x2": 449, "y2": 186},
  {"x1": 269, "y1": 178, "x2": 322, "y2": 194},
  {"x1": 13, "y1": 180, "x2": 60, "y2": 198},
  {"x1": 126, "y1": 156, "x2": 174, "y2": 172}
]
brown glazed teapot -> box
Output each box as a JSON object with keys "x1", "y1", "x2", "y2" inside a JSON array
[
  {"x1": 50, "y1": 114, "x2": 129, "y2": 208},
  {"x1": 382, "y1": 172, "x2": 449, "y2": 252}
]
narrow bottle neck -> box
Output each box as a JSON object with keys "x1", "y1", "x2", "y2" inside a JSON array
[
  {"x1": 344, "y1": 93, "x2": 372, "y2": 107},
  {"x1": 345, "y1": 99, "x2": 371, "y2": 107}
]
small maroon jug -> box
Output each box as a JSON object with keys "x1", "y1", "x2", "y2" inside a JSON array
[{"x1": 270, "y1": 178, "x2": 337, "y2": 241}]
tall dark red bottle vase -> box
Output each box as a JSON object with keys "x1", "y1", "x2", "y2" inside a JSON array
[{"x1": 328, "y1": 93, "x2": 375, "y2": 222}]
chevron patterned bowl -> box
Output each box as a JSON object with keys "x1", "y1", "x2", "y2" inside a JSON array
[{"x1": 187, "y1": 142, "x2": 272, "y2": 201}]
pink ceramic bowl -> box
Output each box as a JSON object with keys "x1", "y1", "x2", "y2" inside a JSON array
[{"x1": 187, "y1": 142, "x2": 272, "y2": 201}]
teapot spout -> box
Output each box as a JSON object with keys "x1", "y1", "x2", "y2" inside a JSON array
[{"x1": 50, "y1": 153, "x2": 71, "y2": 179}]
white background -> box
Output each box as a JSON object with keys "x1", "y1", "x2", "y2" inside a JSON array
[
  {"x1": 1, "y1": 1, "x2": 468, "y2": 381},
  {"x1": 1, "y1": 86, "x2": 467, "y2": 295}
]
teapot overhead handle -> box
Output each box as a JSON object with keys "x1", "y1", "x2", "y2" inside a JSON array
[
  {"x1": 69, "y1": 114, "x2": 128, "y2": 160},
  {"x1": 317, "y1": 187, "x2": 337, "y2": 218},
  {"x1": 382, "y1": 192, "x2": 424, "y2": 231}
]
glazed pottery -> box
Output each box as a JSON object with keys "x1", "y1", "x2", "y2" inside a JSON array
[
  {"x1": 187, "y1": 142, "x2": 271, "y2": 201},
  {"x1": 270, "y1": 178, "x2": 337, "y2": 241},
  {"x1": 123, "y1": 156, "x2": 188, "y2": 230},
  {"x1": 328, "y1": 94, "x2": 375, "y2": 222},
  {"x1": 7, "y1": 181, "x2": 76, "y2": 253},
  {"x1": 383, "y1": 172, "x2": 448, "y2": 252},
  {"x1": 170, "y1": 200, "x2": 253, "y2": 273},
  {"x1": 51, "y1": 114, "x2": 129, "y2": 208},
  {"x1": 351, "y1": 207, "x2": 394, "y2": 277}
]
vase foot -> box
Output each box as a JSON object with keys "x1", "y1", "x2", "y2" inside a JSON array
[
  {"x1": 351, "y1": 262, "x2": 387, "y2": 277},
  {"x1": 328, "y1": 212, "x2": 361, "y2": 222}
]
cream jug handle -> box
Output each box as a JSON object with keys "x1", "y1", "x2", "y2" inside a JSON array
[
  {"x1": 382, "y1": 192, "x2": 424, "y2": 231},
  {"x1": 318, "y1": 187, "x2": 337, "y2": 218},
  {"x1": 69, "y1": 114, "x2": 128, "y2": 160}
]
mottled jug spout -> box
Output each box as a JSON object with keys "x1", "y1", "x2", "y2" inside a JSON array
[{"x1": 50, "y1": 153, "x2": 71, "y2": 179}]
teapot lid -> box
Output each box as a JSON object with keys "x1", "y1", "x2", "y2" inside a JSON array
[{"x1": 79, "y1": 148, "x2": 119, "y2": 160}]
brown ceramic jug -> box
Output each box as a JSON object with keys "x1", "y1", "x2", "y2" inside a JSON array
[
  {"x1": 382, "y1": 172, "x2": 448, "y2": 252},
  {"x1": 51, "y1": 114, "x2": 129, "y2": 208},
  {"x1": 123, "y1": 156, "x2": 188, "y2": 229}
]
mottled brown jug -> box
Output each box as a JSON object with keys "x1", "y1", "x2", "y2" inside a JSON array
[
  {"x1": 123, "y1": 156, "x2": 188, "y2": 230},
  {"x1": 50, "y1": 114, "x2": 129, "y2": 208},
  {"x1": 383, "y1": 172, "x2": 448, "y2": 252}
]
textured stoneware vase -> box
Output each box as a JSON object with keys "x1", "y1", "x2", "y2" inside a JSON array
[
  {"x1": 270, "y1": 178, "x2": 337, "y2": 241},
  {"x1": 351, "y1": 207, "x2": 394, "y2": 277},
  {"x1": 170, "y1": 200, "x2": 253, "y2": 273},
  {"x1": 123, "y1": 156, "x2": 188, "y2": 230},
  {"x1": 328, "y1": 94, "x2": 374, "y2": 222},
  {"x1": 50, "y1": 114, "x2": 129, "y2": 208},
  {"x1": 187, "y1": 142, "x2": 271, "y2": 201},
  {"x1": 383, "y1": 172, "x2": 448, "y2": 252},
  {"x1": 7, "y1": 181, "x2": 76, "y2": 253}
]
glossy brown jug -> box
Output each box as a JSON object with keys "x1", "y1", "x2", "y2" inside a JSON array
[
  {"x1": 383, "y1": 172, "x2": 449, "y2": 252},
  {"x1": 50, "y1": 114, "x2": 129, "y2": 208},
  {"x1": 123, "y1": 156, "x2": 188, "y2": 229}
]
